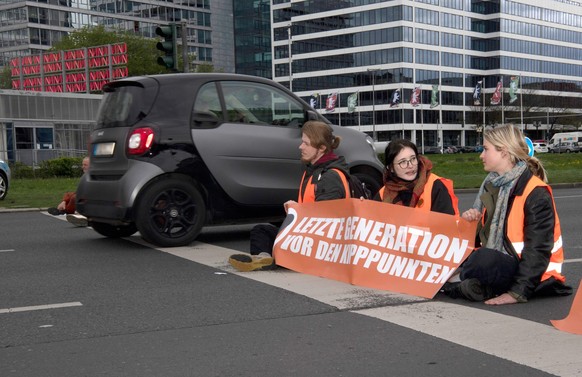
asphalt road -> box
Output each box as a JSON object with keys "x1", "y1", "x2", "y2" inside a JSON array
[{"x1": 1, "y1": 187, "x2": 581, "y2": 376}]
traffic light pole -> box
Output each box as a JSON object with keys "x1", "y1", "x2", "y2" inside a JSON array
[
  {"x1": 181, "y1": 21, "x2": 188, "y2": 73},
  {"x1": 155, "y1": 23, "x2": 178, "y2": 71}
]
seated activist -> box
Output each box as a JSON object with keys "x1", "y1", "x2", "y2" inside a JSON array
[
  {"x1": 376, "y1": 139, "x2": 458, "y2": 215},
  {"x1": 443, "y1": 124, "x2": 572, "y2": 304},
  {"x1": 228, "y1": 120, "x2": 349, "y2": 272},
  {"x1": 48, "y1": 156, "x2": 90, "y2": 217}
]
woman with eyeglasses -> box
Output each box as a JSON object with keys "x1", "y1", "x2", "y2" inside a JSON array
[{"x1": 376, "y1": 139, "x2": 458, "y2": 215}]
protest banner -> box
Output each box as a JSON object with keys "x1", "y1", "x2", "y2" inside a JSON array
[{"x1": 273, "y1": 199, "x2": 477, "y2": 299}]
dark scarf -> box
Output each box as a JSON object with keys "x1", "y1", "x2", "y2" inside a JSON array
[{"x1": 382, "y1": 155, "x2": 432, "y2": 208}]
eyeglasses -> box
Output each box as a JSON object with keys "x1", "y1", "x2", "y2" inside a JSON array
[{"x1": 395, "y1": 156, "x2": 418, "y2": 169}]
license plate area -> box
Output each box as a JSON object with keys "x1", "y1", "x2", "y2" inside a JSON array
[{"x1": 93, "y1": 142, "x2": 116, "y2": 157}]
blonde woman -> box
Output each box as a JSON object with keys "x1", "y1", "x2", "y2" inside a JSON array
[{"x1": 444, "y1": 124, "x2": 571, "y2": 304}]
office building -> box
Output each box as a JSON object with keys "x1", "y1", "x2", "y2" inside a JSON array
[
  {"x1": 272, "y1": 0, "x2": 582, "y2": 147},
  {"x1": 0, "y1": 0, "x2": 236, "y2": 73}
]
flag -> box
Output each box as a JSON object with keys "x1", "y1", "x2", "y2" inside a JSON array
[
  {"x1": 347, "y1": 92, "x2": 358, "y2": 113},
  {"x1": 430, "y1": 84, "x2": 439, "y2": 108},
  {"x1": 390, "y1": 89, "x2": 401, "y2": 108},
  {"x1": 509, "y1": 76, "x2": 519, "y2": 104},
  {"x1": 491, "y1": 81, "x2": 503, "y2": 105},
  {"x1": 410, "y1": 86, "x2": 421, "y2": 107},
  {"x1": 309, "y1": 93, "x2": 319, "y2": 109},
  {"x1": 473, "y1": 80, "x2": 482, "y2": 105},
  {"x1": 325, "y1": 92, "x2": 338, "y2": 112}
]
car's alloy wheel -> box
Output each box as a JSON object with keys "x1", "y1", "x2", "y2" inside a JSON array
[
  {"x1": 0, "y1": 173, "x2": 7, "y2": 200},
  {"x1": 136, "y1": 177, "x2": 206, "y2": 247}
]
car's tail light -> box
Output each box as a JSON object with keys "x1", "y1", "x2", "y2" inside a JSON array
[{"x1": 128, "y1": 127, "x2": 155, "y2": 155}]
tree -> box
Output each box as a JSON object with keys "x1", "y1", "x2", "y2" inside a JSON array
[
  {"x1": 0, "y1": 66, "x2": 12, "y2": 89},
  {"x1": 51, "y1": 25, "x2": 167, "y2": 77},
  {"x1": 195, "y1": 62, "x2": 220, "y2": 73}
]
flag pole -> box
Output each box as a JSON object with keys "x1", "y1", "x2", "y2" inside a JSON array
[
  {"x1": 482, "y1": 78, "x2": 485, "y2": 144},
  {"x1": 421, "y1": 86, "x2": 424, "y2": 154},
  {"x1": 501, "y1": 76, "x2": 505, "y2": 125},
  {"x1": 401, "y1": 85, "x2": 404, "y2": 138},
  {"x1": 358, "y1": 91, "x2": 361, "y2": 132},
  {"x1": 438, "y1": 75, "x2": 442, "y2": 153},
  {"x1": 338, "y1": 92, "x2": 341, "y2": 126},
  {"x1": 519, "y1": 73, "x2": 525, "y2": 132}
]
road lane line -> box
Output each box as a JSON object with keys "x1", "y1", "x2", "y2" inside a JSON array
[
  {"x1": 0, "y1": 249, "x2": 15, "y2": 252},
  {"x1": 133, "y1": 237, "x2": 582, "y2": 376},
  {"x1": 0, "y1": 302, "x2": 83, "y2": 314},
  {"x1": 565, "y1": 258, "x2": 582, "y2": 263},
  {"x1": 356, "y1": 303, "x2": 582, "y2": 377}
]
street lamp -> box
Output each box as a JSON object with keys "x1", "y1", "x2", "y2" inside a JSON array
[{"x1": 367, "y1": 68, "x2": 379, "y2": 141}]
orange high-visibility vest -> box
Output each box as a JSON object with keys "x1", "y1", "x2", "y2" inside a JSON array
[
  {"x1": 505, "y1": 176, "x2": 566, "y2": 283},
  {"x1": 298, "y1": 168, "x2": 349, "y2": 203},
  {"x1": 378, "y1": 173, "x2": 459, "y2": 215}
]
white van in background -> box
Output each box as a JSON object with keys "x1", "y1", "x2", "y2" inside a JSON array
[{"x1": 548, "y1": 132, "x2": 582, "y2": 150}]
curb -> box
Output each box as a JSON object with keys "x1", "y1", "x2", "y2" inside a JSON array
[{"x1": 0, "y1": 207, "x2": 48, "y2": 213}]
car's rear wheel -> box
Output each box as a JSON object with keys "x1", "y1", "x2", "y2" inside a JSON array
[
  {"x1": 91, "y1": 222, "x2": 138, "y2": 238},
  {"x1": 0, "y1": 172, "x2": 7, "y2": 200},
  {"x1": 135, "y1": 177, "x2": 206, "y2": 247}
]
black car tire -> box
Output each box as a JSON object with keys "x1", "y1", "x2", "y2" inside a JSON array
[
  {"x1": 135, "y1": 177, "x2": 206, "y2": 247},
  {"x1": 91, "y1": 222, "x2": 138, "y2": 238},
  {"x1": 0, "y1": 172, "x2": 7, "y2": 200}
]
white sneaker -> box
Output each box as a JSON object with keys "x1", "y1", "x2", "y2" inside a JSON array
[{"x1": 66, "y1": 214, "x2": 88, "y2": 227}]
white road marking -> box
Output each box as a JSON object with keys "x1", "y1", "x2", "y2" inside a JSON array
[
  {"x1": 131, "y1": 237, "x2": 582, "y2": 376},
  {"x1": 0, "y1": 302, "x2": 83, "y2": 314},
  {"x1": 565, "y1": 258, "x2": 582, "y2": 263},
  {"x1": 0, "y1": 249, "x2": 15, "y2": 252},
  {"x1": 357, "y1": 303, "x2": 582, "y2": 377}
]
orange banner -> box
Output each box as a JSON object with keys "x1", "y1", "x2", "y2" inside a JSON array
[{"x1": 273, "y1": 199, "x2": 477, "y2": 299}]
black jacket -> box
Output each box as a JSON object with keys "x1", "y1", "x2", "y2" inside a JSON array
[
  {"x1": 492, "y1": 169, "x2": 561, "y2": 298},
  {"x1": 373, "y1": 178, "x2": 456, "y2": 215},
  {"x1": 301, "y1": 156, "x2": 348, "y2": 202}
]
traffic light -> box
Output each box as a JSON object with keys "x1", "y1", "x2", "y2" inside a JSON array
[{"x1": 155, "y1": 23, "x2": 178, "y2": 71}]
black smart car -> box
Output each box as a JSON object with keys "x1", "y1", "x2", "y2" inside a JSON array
[{"x1": 77, "y1": 73, "x2": 383, "y2": 247}]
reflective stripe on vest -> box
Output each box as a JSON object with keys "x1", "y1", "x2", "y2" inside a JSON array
[
  {"x1": 506, "y1": 176, "x2": 566, "y2": 283},
  {"x1": 298, "y1": 168, "x2": 349, "y2": 204},
  {"x1": 378, "y1": 173, "x2": 459, "y2": 215}
]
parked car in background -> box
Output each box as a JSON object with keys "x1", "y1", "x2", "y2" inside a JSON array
[
  {"x1": 76, "y1": 73, "x2": 384, "y2": 247},
  {"x1": 550, "y1": 141, "x2": 580, "y2": 153},
  {"x1": 532, "y1": 142, "x2": 549, "y2": 153},
  {"x1": 457, "y1": 145, "x2": 476, "y2": 153},
  {"x1": 0, "y1": 159, "x2": 10, "y2": 200},
  {"x1": 422, "y1": 146, "x2": 442, "y2": 154}
]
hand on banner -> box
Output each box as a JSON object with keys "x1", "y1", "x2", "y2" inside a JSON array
[
  {"x1": 462, "y1": 208, "x2": 482, "y2": 222},
  {"x1": 284, "y1": 200, "x2": 297, "y2": 213}
]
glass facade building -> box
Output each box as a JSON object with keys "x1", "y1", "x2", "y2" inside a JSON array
[
  {"x1": 234, "y1": 0, "x2": 272, "y2": 78},
  {"x1": 0, "y1": 0, "x2": 236, "y2": 73},
  {"x1": 272, "y1": 0, "x2": 582, "y2": 147}
]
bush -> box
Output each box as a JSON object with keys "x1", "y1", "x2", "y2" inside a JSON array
[
  {"x1": 9, "y1": 161, "x2": 35, "y2": 179},
  {"x1": 38, "y1": 157, "x2": 85, "y2": 178}
]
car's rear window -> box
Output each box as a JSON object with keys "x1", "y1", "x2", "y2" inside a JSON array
[{"x1": 95, "y1": 81, "x2": 157, "y2": 129}]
